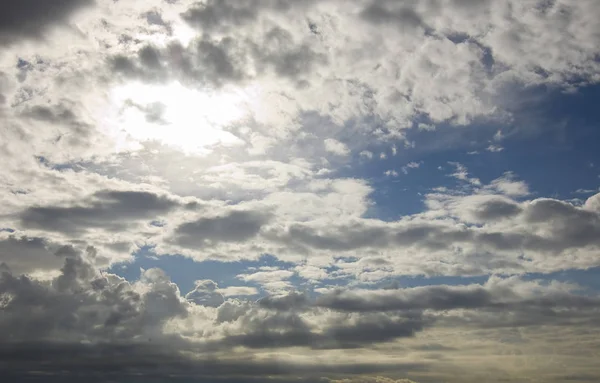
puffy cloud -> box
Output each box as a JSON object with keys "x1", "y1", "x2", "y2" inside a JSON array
[
  {"x1": 1, "y1": 244, "x2": 600, "y2": 382},
  {"x1": 324, "y1": 138, "x2": 351, "y2": 156},
  {"x1": 0, "y1": 249, "x2": 182, "y2": 343},
  {"x1": 2, "y1": 1, "x2": 600, "y2": 381},
  {"x1": 185, "y1": 279, "x2": 224, "y2": 307},
  {"x1": 0, "y1": 234, "x2": 70, "y2": 277}
]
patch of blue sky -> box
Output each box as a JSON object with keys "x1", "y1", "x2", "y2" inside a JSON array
[
  {"x1": 338, "y1": 83, "x2": 600, "y2": 221},
  {"x1": 109, "y1": 245, "x2": 600, "y2": 297},
  {"x1": 110, "y1": 248, "x2": 294, "y2": 296},
  {"x1": 522, "y1": 267, "x2": 600, "y2": 294}
]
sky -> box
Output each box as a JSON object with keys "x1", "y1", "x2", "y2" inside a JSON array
[{"x1": 1, "y1": 1, "x2": 600, "y2": 382}]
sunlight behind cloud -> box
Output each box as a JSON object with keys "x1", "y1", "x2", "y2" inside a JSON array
[
  {"x1": 107, "y1": 81, "x2": 257, "y2": 154},
  {"x1": 3, "y1": 0, "x2": 600, "y2": 382}
]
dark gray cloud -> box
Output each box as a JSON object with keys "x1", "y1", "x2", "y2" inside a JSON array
[
  {"x1": 0, "y1": 250, "x2": 186, "y2": 343},
  {"x1": 143, "y1": 9, "x2": 172, "y2": 33},
  {"x1": 220, "y1": 310, "x2": 427, "y2": 350},
  {"x1": 0, "y1": 0, "x2": 94, "y2": 45},
  {"x1": 0, "y1": 341, "x2": 425, "y2": 383},
  {"x1": 110, "y1": 19, "x2": 326, "y2": 88},
  {"x1": 271, "y1": 221, "x2": 469, "y2": 253},
  {"x1": 250, "y1": 26, "x2": 328, "y2": 79},
  {"x1": 0, "y1": 235, "x2": 68, "y2": 275},
  {"x1": 268, "y1": 193, "x2": 600, "y2": 262},
  {"x1": 317, "y1": 284, "x2": 493, "y2": 312},
  {"x1": 173, "y1": 210, "x2": 271, "y2": 248},
  {"x1": 314, "y1": 282, "x2": 600, "y2": 323},
  {"x1": 472, "y1": 198, "x2": 522, "y2": 220},
  {"x1": 0, "y1": 251, "x2": 433, "y2": 378},
  {"x1": 181, "y1": 0, "x2": 316, "y2": 32},
  {"x1": 19, "y1": 101, "x2": 99, "y2": 152},
  {"x1": 19, "y1": 190, "x2": 180, "y2": 234},
  {"x1": 283, "y1": 222, "x2": 389, "y2": 251},
  {"x1": 258, "y1": 291, "x2": 309, "y2": 311},
  {"x1": 360, "y1": 2, "x2": 429, "y2": 32},
  {"x1": 22, "y1": 103, "x2": 77, "y2": 123},
  {"x1": 1, "y1": 243, "x2": 598, "y2": 382},
  {"x1": 181, "y1": 0, "x2": 259, "y2": 31},
  {"x1": 123, "y1": 98, "x2": 169, "y2": 124},
  {"x1": 111, "y1": 38, "x2": 249, "y2": 87}
]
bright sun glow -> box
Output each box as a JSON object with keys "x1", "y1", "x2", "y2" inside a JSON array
[{"x1": 107, "y1": 82, "x2": 259, "y2": 154}]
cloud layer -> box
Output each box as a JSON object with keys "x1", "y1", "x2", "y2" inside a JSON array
[{"x1": 1, "y1": 0, "x2": 600, "y2": 382}]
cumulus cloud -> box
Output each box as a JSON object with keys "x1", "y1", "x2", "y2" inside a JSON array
[
  {"x1": 324, "y1": 138, "x2": 351, "y2": 156},
  {"x1": 185, "y1": 279, "x2": 224, "y2": 307},
  {"x1": 19, "y1": 190, "x2": 181, "y2": 235},
  {"x1": 2, "y1": 237, "x2": 600, "y2": 382},
  {"x1": 0, "y1": 234, "x2": 69, "y2": 277},
  {"x1": 2, "y1": 0, "x2": 600, "y2": 381}
]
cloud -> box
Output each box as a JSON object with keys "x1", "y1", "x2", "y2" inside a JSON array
[
  {"x1": 258, "y1": 291, "x2": 309, "y2": 311},
  {"x1": 1, "y1": 247, "x2": 600, "y2": 382},
  {"x1": 0, "y1": 339, "x2": 427, "y2": 383},
  {"x1": 172, "y1": 209, "x2": 271, "y2": 248},
  {"x1": 217, "y1": 285, "x2": 259, "y2": 297},
  {"x1": 185, "y1": 279, "x2": 225, "y2": 307},
  {"x1": 181, "y1": 1, "x2": 259, "y2": 31},
  {"x1": 324, "y1": 138, "x2": 350, "y2": 156},
  {"x1": 487, "y1": 172, "x2": 530, "y2": 196},
  {"x1": 19, "y1": 190, "x2": 181, "y2": 235},
  {"x1": 316, "y1": 277, "x2": 600, "y2": 316},
  {"x1": 470, "y1": 198, "x2": 522, "y2": 220},
  {"x1": 2, "y1": 1, "x2": 600, "y2": 381},
  {"x1": 359, "y1": 150, "x2": 374, "y2": 159},
  {"x1": 0, "y1": 250, "x2": 184, "y2": 344},
  {"x1": 486, "y1": 144, "x2": 504, "y2": 152},
  {"x1": 0, "y1": 0, "x2": 94, "y2": 45},
  {"x1": 448, "y1": 162, "x2": 481, "y2": 185},
  {"x1": 0, "y1": 234, "x2": 69, "y2": 277},
  {"x1": 401, "y1": 161, "x2": 421, "y2": 174},
  {"x1": 237, "y1": 269, "x2": 295, "y2": 293},
  {"x1": 218, "y1": 311, "x2": 427, "y2": 350}
]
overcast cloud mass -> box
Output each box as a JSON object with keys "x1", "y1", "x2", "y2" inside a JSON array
[{"x1": 1, "y1": 1, "x2": 600, "y2": 382}]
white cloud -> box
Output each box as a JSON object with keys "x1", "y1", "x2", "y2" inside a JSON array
[
  {"x1": 217, "y1": 285, "x2": 259, "y2": 297},
  {"x1": 486, "y1": 144, "x2": 504, "y2": 152},
  {"x1": 418, "y1": 123, "x2": 435, "y2": 131},
  {"x1": 488, "y1": 172, "x2": 530, "y2": 197},
  {"x1": 493, "y1": 130, "x2": 504, "y2": 142},
  {"x1": 359, "y1": 150, "x2": 374, "y2": 159},
  {"x1": 401, "y1": 161, "x2": 422, "y2": 174},
  {"x1": 448, "y1": 162, "x2": 481, "y2": 186},
  {"x1": 2, "y1": 0, "x2": 600, "y2": 380},
  {"x1": 324, "y1": 138, "x2": 350, "y2": 156}
]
